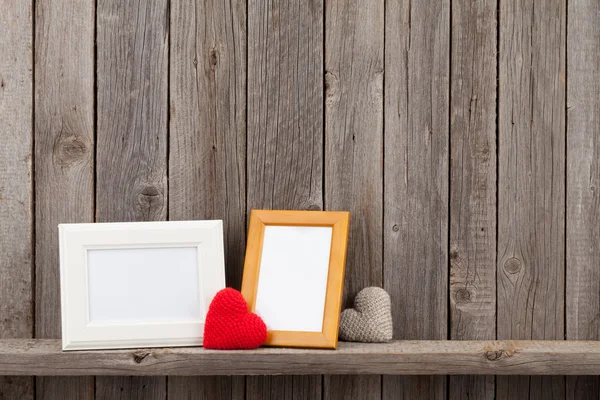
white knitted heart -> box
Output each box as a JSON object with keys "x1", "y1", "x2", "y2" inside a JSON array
[{"x1": 339, "y1": 287, "x2": 393, "y2": 343}]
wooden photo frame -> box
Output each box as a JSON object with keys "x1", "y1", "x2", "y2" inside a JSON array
[
  {"x1": 241, "y1": 210, "x2": 350, "y2": 349},
  {"x1": 59, "y1": 221, "x2": 226, "y2": 350}
]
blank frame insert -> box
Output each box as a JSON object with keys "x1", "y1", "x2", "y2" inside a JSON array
[
  {"x1": 87, "y1": 247, "x2": 202, "y2": 324},
  {"x1": 255, "y1": 226, "x2": 333, "y2": 332}
]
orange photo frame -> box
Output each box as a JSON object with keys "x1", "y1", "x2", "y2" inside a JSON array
[{"x1": 241, "y1": 210, "x2": 350, "y2": 349}]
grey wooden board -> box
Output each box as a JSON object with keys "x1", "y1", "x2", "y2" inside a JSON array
[
  {"x1": 35, "y1": 377, "x2": 94, "y2": 400},
  {"x1": 383, "y1": 0, "x2": 450, "y2": 397},
  {"x1": 246, "y1": 376, "x2": 321, "y2": 400},
  {"x1": 169, "y1": 0, "x2": 246, "y2": 290},
  {"x1": 96, "y1": 376, "x2": 166, "y2": 400},
  {"x1": 497, "y1": 0, "x2": 566, "y2": 398},
  {"x1": 246, "y1": 0, "x2": 324, "y2": 397},
  {"x1": 449, "y1": 0, "x2": 497, "y2": 397},
  {"x1": 324, "y1": 0, "x2": 384, "y2": 398},
  {"x1": 0, "y1": 0, "x2": 33, "y2": 399},
  {"x1": 169, "y1": 0, "x2": 246, "y2": 396},
  {"x1": 4, "y1": 340, "x2": 600, "y2": 376},
  {"x1": 566, "y1": 0, "x2": 600, "y2": 398},
  {"x1": 324, "y1": 376, "x2": 380, "y2": 400},
  {"x1": 168, "y1": 377, "x2": 244, "y2": 399},
  {"x1": 33, "y1": 0, "x2": 95, "y2": 398},
  {"x1": 96, "y1": 0, "x2": 168, "y2": 398}
]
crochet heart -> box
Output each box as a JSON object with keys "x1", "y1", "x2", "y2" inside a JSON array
[
  {"x1": 339, "y1": 287, "x2": 393, "y2": 343},
  {"x1": 203, "y1": 288, "x2": 267, "y2": 350}
]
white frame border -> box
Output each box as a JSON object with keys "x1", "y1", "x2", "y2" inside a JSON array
[{"x1": 59, "y1": 220, "x2": 225, "y2": 351}]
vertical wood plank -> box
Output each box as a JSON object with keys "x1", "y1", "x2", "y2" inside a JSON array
[
  {"x1": 566, "y1": 0, "x2": 600, "y2": 398},
  {"x1": 34, "y1": 0, "x2": 95, "y2": 397},
  {"x1": 248, "y1": 376, "x2": 321, "y2": 400},
  {"x1": 449, "y1": 0, "x2": 497, "y2": 397},
  {"x1": 96, "y1": 377, "x2": 165, "y2": 400},
  {"x1": 497, "y1": 0, "x2": 566, "y2": 398},
  {"x1": 169, "y1": 0, "x2": 246, "y2": 396},
  {"x1": 170, "y1": 0, "x2": 246, "y2": 290},
  {"x1": 0, "y1": 1, "x2": 33, "y2": 398},
  {"x1": 96, "y1": 0, "x2": 168, "y2": 399},
  {"x1": 246, "y1": 0, "x2": 324, "y2": 397},
  {"x1": 383, "y1": 0, "x2": 450, "y2": 397},
  {"x1": 168, "y1": 377, "x2": 245, "y2": 399},
  {"x1": 324, "y1": 0, "x2": 384, "y2": 398}
]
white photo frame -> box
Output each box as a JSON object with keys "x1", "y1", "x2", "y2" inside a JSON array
[{"x1": 59, "y1": 220, "x2": 226, "y2": 351}]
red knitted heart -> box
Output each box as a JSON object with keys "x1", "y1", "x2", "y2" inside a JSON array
[{"x1": 203, "y1": 288, "x2": 267, "y2": 350}]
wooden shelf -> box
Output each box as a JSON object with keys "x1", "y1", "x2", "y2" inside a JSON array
[{"x1": 1, "y1": 339, "x2": 599, "y2": 376}]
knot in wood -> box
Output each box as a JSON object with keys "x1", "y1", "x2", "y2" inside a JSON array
[
  {"x1": 483, "y1": 341, "x2": 520, "y2": 362},
  {"x1": 141, "y1": 186, "x2": 161, "y2": 197},
  {"x1": 484, "y1": 350, "x2": 504, "y2": 361},
  {"x1": 136, "y1": 184, "x2": 165, "y2": 219},
  {"x1": 392, "y1": 224, "x2": 399, "y2": 232},
  {"x1": 454, "y1": 288, "x2": 471, "y2": 303},
  {"x1": 210, "y1": 48, "x2": 218, "y2": 68},
  {"x1": 133, "y1": 351, "x2": 150, "y2": 364},
  {"x1": 306, "y1": 204, "x2": 321, "y2": 211},
  {"x1": 325, "y1": 71, "x2": 339, "y2": 98},
  {"x1": 503, "y1": 257, "x2": 522, "y2": 274},
  {"x1": 53, "y1": 133, "x2": 90, "y2": 167}
]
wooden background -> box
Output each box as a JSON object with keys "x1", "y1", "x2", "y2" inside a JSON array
[{"x1": 0, "y1": 0, "x2": 598, "y2": 398}]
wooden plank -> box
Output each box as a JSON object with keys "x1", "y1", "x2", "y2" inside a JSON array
[
  {"x1": 96, "y1": 0, "x2": 168, "y2": 399},
  {"x1": 449, "y1": 0, "x2": 497, "y2": 397},
  {"x1": 96, "y1": 377, "x2": 166, "y2": 400},
  {"x1": 497, "y1": 0, "x2": 566, "y2": 398},
  {"x1": 247, "y1": 376, "x2": 321, "y2": 400},
  {"x1": 170, "y1": 0, "x2": 246, "y2": 290},
  {"x1": 0, "y1": 0, "x2": 33, "y2": 399},
  {"x1": 383, "y1": 0, "x2": 450, "y2": 398},
  {"x1": 169, "y1": 377, "x2": 244, "y2": 399},
  {"x1": 2, "y1": 340, "x2": 600, "y2": 376},
  {"x1": 246, "y1": 0, "x2": 324, "y2": 397},
  {"x1": 168, "y1": 0, "x2": 246, "y2": 397},
  {"x1": 566, "y1": 0, "x2": 600, "y2": 398},
  {"x1": 34, "y1": 0, "x2": 95, "y2": 398},
  {"x1": 324, "y1": 0, "x2": 384, "y2": 398}
]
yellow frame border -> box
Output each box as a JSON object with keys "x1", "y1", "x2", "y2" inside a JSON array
[{"x1": 241, "y1": 210, "x2": 350, "y2": 349}]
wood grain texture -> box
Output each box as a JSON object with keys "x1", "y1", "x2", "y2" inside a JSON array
[
  {"x1": 96, "y1": 0, "x2": 168, "y2": 398},
  {"x1": 0, "y1": 0, "x2": 33, "y2": 398},
  {"x1": 169, "y1": 0, "x2": 246, "y2": 397},
  {"x1": 324, "y1": 0, "x2": 384, "y2": 398},
  {"x1": 170, "y1": 0, "x2": 246, "y2": 289},
  {"x1": 169, "y1": 376, "x2": 244, "y2": 400},
  {"x1": 97, "y1": 0, "x2": 168, "y2": 223},
  {"x1": 96, "y1": 376, "x2": 166, "y2": 400},
  {"x1": 566, "y1": 0, "x2": 600, "y2": 398},
  {"x1": 497, "y1": 0, "x2": 566, "y2": 398},
  {"x1": 34, "y1": 0, "x2": 95, "y2": 397},
  {"x1": 247, "y1": 0, "x2": 324, "y2": 397},
  {"x1": 247, "y1": 0, "x2": 323, "y2": 211},
  {"x1": 3, "y1": 340, "x2": 600, "y2": 376},
  {"x1": 383, "y1": 0, "x2": 450, "y2": 398},
  {"x1": 247, "y1": 376, "x2": 321, "y2": 400},
  {"x1": 449, "y1": 0, "x2": 497, "y2": 397}
]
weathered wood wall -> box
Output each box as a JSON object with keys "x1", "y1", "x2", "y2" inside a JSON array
[{"x1": 0, "y1": 0, "x2": 597, "y2": 398}]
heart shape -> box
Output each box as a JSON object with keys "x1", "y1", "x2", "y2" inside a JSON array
[
  {"x1": 203, "y1": 288, "x2": 267, "y2": 349},
  {"x1": 339, "y1": 287, "x2": 393, "y2": 343}
]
